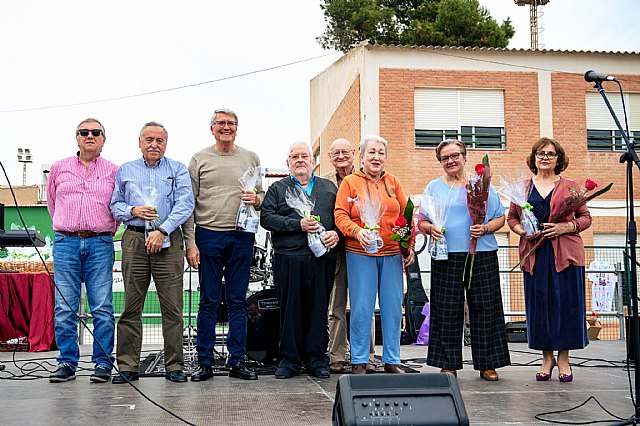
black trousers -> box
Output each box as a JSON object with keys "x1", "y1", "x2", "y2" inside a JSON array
[{"x1": 272, "y1": 253, "x2": 335, "y2": 372}]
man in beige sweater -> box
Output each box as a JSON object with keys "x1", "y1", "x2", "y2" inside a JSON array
[{"x1": 183, "y1": 108, "x2": 264, "y2": 381}]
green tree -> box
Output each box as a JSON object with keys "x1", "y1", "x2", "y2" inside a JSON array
[{"x1": 317, "y1": 0, "x2": 515, "y2": 52}]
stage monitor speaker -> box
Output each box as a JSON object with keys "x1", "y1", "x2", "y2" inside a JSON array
[{"x1": 332, "y1": 373, "x2": 469, "y2": 426}]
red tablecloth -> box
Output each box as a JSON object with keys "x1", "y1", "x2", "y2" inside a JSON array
[{"x1": 0, "y1": 273, "x2": 55, "y2": 352}]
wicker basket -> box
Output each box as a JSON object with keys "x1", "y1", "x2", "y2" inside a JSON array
[
  {"x1": 0, "y1": 259, "x2": 53, "y2": 273},
  {"x1": 0, "y1": 341, "x2": 29, "y2": 352}
]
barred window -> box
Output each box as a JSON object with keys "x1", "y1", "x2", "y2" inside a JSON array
[
  {"x1": 415, "y1": 88, "x2": 505, "y2": 149},
  {"x1": 586, "y1": 92, "x2": 640, "y2": 151}
]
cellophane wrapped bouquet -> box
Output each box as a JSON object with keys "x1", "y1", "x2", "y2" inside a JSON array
[
  {"x1": 285, "y1": 185, "x2": 328, "y2": 257},
  {"x1": 498, "y1": 174, "x2": 538, "y2": 236},
  {"x1": 354, "y1": 191, "x2": 387, "y2": 254},
  {"x1": 129, "y1": 183, "x2": 170, "y2": 248},
  {"x1": 236, "y1": 166, "x2": 261, "y2": 233},
  {"x1": 420, "y1": 192, "x2": 451, "y2": 260}
]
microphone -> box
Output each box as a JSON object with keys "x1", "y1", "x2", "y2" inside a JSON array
[{"x1": 584, "y1": 70, "x2": 619, "y2": 83}]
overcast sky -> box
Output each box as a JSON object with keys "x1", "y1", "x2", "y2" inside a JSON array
[{"x1": 0, "y1": 0, "x2": 638, "y2": 188}]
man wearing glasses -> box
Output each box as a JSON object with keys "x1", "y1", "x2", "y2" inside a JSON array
[
  {"x1": 110, "y1": 122, "x2": 194, "y2": 384},
  {"x1": 322, "y1": 138, "x2": 377, "y2": 374},
  {"x1": 47, "y1": 118, "x2": 119, "y2": 383},
  {"x1": 184, "y1": 108, "x2": 264, "y2": 381}
]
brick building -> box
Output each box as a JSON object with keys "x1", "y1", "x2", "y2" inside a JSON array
[
  {"x1": 310, "y1": 43, "x2": 640, "y2": 335},
  {"x1": 311, "y1": 42, "x2": 640, "y2": 249}
]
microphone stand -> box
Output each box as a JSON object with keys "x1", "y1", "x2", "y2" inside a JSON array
[{"x1": 592, "y1": 80, "x2": 640, "y2": 425}]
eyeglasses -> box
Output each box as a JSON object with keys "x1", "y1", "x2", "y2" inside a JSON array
[
  {"x1": 213, "y1": 120, "x2": 237, "y2": 128},
  {"x1": 331, "y1": 149, "x2": 352, "y2": 158},
  {"x1": 439, "y1": 152, "x2": 463, "y2": 163},
  {"x1": 535, "y1": 151, "x2": 557, "y2": 159},
  {"x1": 77, "y1": 129, "x2": 103, "y2": 137}
]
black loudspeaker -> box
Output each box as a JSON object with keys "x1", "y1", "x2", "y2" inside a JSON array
[
  {"x1": 404, "y1": 256, "x2": 428, "y2": 343},
  {"x1": 332, "y1": 373, "x2": 469, "y2": 426}
]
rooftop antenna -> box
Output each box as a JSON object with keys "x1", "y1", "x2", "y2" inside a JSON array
[{"x1": 514, "y1": 0, "x2": 550, "y2": 50}]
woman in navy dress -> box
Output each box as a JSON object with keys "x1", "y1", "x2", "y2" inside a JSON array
[{"x1": 507, "y1": 137, "x2": 591, "y2": 382}]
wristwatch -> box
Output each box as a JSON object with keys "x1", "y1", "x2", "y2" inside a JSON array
[{"x1": 158, "y1": 227, "x2": 168, "y2": 236}]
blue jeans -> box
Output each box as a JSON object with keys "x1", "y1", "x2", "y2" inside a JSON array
[
  {"x1": 346, "y1": 253, "x2": 403, "y2": 365},
  {"x1": 52, "y1": 232, "x2": 115, "y2": 371},
  {"x1": 195, "y1": 228, "x2": 254, "y2": 365}
]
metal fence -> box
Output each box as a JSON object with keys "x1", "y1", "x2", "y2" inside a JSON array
[{"x1": 78, "y1": 245, "x2": 634, "y2": 346}]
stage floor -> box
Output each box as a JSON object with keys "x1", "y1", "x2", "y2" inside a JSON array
[{"x1": 0, "y1": 340, "x2": 634, "y2": 425}]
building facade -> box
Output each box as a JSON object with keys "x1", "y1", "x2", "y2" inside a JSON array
[
  {"x1": 311, "y1": 43, "x2": 640, "y2": 248},
  {"x1": 310, "y1": 44, "x2": 640, "y2": 337}
]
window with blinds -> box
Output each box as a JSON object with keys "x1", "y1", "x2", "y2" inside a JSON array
[
  {"x1": 586, "y1": 92, "x2": 640, "y2": 151},
  {"x1": 414, "y1": 88, "x2": 506, "y2": 149}
]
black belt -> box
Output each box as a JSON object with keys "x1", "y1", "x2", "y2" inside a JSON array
[
  {"x1": 58, "y1": 231, "x2": 111, "y2": 238},
  {"x1": 127, "y1": 225, "x2": 146, "y2": 233}
]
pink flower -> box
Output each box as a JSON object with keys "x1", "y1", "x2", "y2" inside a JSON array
[
  {"x1": 475, "y1": 164, "x2": 486, "y2": 175},
  {"x1": 585, "y1": 179, "x2": 598, "y2": 191},
  {"x1": 395, "y1": 216, "x2": 407, "y2": 227}
]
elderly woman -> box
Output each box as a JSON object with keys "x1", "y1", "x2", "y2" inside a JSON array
[
  {"x1": 419, "y1": 139, "x2": 510, "y2": 381},
  {"x1": 334, "y1": 135, "x2": 414, "y2": 374},
  {"x1": 507, "y1": 137, "x2": 591, "y2": 382}
]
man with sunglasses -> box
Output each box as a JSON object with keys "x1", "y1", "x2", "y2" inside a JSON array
[
  {"x1": 110, "y1": 122, "x2": 194, "y2": 384},
  {"x1": 47, "y1": 118, "x2": 119, "y2": 383},
  {"x1": 322, "y1": 138, "x2": 377, "y2": 374},
  {"x1": 184, "y1": 108, "x2": 264, "y2": 381}
]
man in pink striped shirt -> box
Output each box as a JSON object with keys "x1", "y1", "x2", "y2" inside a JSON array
[{"x1": 46, "y1": 118, "x2": 119, "y2": 383}]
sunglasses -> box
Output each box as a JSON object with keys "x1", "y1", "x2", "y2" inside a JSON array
[{"x1": 77, "y1": 129, "x2": 103, "y2": 137}]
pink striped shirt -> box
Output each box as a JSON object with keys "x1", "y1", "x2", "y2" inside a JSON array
[{"x1": 47, "y1": 154, "x2": 119, "y2": 233}]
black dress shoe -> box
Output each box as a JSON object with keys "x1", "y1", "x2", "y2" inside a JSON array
[
  {"x1": 190, "y1": 365, "x2": 214, "y2": 382},
  {"x1": 228, "y1": 363, "x2": 258, "y2": 380},
  {"x1": 165, "y1": 370, "x2": 188, "y2": 383},
  {"x1": 310, "y1": 367, "x2": 330, "y2": 378},
  {"x1": 112, "y1": 371, "x2": 139, "y2": 384}
]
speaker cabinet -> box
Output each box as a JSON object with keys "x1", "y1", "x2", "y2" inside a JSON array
[{"x1": 333, "y1": 373, "x2": 469, "y2": 426}]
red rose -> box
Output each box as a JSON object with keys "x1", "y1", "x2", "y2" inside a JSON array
[
  {"x1": 475, "y1": 164, "x2": 486, "y2": 175},
  {"x1": 395, "y1": 216, "x2": 407, "y2": 227},
  {"x1": 585, "y1": 179, "x2": 598, "y2": 191}
]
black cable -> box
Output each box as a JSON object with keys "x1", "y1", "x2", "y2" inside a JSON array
[
  {"x1": 0, "y1": 161, "x2": 196, "y2": 426},
  {"x1": 535, "y1": 396, "x2": 626, "y2": 424},
  {"x1": 0, "y1": 52, "x2": 338, "y2": 113}
]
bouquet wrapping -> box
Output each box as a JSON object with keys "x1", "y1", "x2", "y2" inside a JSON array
[
  {"x1": 511, "y1": 179, "x2": 613, "y2": 271},
  {"x1": 236, "y1": 166, "x2": 261, "y2": 233},
  {"x1": 420, "y1": 192, "x2": 451, "y2": 260},
  {"x1": 498, "y1": 174, "x2": 538, "y2": 236},
  {"x1": 354, "y1": 191, "x2": 387, "y2": 254},
  {"x1": 464, "y1": 155, "x2": 491, "y2": 287},
  {"x1": 285, "y1": 185, "x2": 328, "y2": 257},
  {"x1": 129, "y1": 183, "x2": 170, "y2": 248}
]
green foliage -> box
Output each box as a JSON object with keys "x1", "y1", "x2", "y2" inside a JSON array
[{"x1": 317, "y1": 0, "x2": 515, "y2": 52}]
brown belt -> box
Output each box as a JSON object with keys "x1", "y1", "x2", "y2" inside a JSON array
[{"x1": 58, "y1": 231, "x2": 112, "y2": 238}]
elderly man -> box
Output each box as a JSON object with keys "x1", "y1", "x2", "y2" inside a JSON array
[
  {"x1": 322, "y1": 138, "x2": 377, "y2": 374},
  {"x1": 47, "y1": 118, "x2": 118, "y2": 383},
  {"x1": 185, "y1": 108, "x2": 263, "y2": 381},
  {"x1": 110, "y1": 122, "x2": 194, "y2": 384},
  {"x1": 261, "y1": 143, "x2": 340, "y2": 379}
]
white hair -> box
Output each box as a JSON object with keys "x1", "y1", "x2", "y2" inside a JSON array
[{"x1": 359, "y1": 134, "x2": 388, "y2": 154}]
